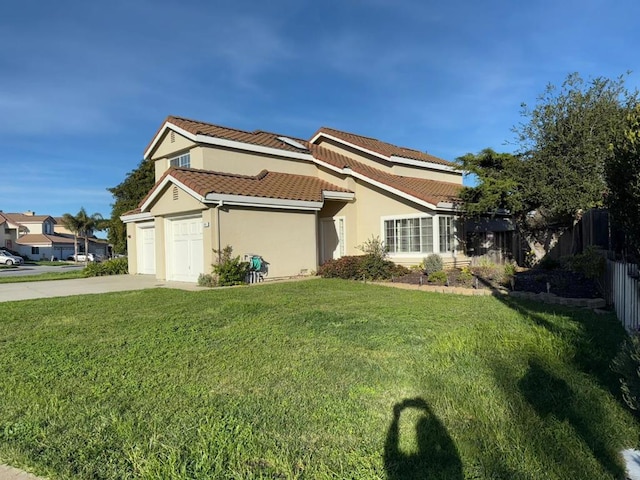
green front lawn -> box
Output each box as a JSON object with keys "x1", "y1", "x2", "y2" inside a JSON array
[
  {"x1": 0, "y1": 280, "x2": 636, "y2": 479},
  {"x1": 0, "y1": 270, "x2": 84, "y2": 283}
]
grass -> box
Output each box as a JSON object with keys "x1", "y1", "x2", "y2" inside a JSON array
[
  {"x1": 27, "y1": 261, "x2": 72, "y2": 266},
  {"x1": 0, "y1": 270, "x2": 84, "y2": 283},
  {"x1": 0, "y1": 279, "x2": 637, "y2": 479}
]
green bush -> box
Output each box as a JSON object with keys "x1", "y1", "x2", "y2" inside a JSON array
[
  {"x1": 318, "y1": 255, "x2": 408, "y2": 281},
  {"x1": 458, "y1": 266, "x2": 474, "y2": 286},
  {"x1": 538, "y1": 256, "x2": 561, "y2": 270},
  {"x1": 197, "y1": 273, "x2": 217, "y2": 287},
  {"x1": 422, "y1": 254, "x2": 444, "y2": 275},
  {"x1": 612, "y1": 331, "x2": 640, "y2": 411},
  {"x1": 82, "y1": 258, "x2": 129, "y2": 277},
  {"x1": 358, "y1": 235, "x2": 388, "y2": 258},
  {"x1": 566, "y1": 246, "x2": 605, "y2": 280},
  {"x1": 212, "y1": 246, "x2": 250, "y2": 286},
  {"x1": 427, "y1": 270, "x2": 448, "y2": 285}
]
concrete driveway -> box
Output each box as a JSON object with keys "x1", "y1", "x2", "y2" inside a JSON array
[{"x1": 0, "y1": 275, "x2": 206, "y2": 303}]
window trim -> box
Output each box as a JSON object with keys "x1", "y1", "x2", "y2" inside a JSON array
[
  {"x1": 381, "y1": 213, "x2": 460, "y2": 258},
  {"x1": 381, "y1": 213, "x2": 435, "y2": 257}
]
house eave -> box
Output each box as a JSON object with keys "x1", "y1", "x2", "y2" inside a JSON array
[
  {"x1": 120, "y1": 212, "x2": 154, "y2": 224},
  {"x1": 204, "y1": 193, "x2": 323, "y2": 211}
]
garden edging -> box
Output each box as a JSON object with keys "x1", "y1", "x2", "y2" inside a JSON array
[{"x1": 374, "y1": 281, "x2": 607, "y2": 311}]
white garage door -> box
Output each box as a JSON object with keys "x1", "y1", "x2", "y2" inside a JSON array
[
  {"x1": 167, "y1": 216, "x2": 203, "y2": 282},
  {"x1": 136, "y1": 225, "x2": 156, "y2": 275}
]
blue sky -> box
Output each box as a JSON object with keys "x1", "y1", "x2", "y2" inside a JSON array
[{"x1": 1, "y1": 0, "x2": 639, "y2": 223}]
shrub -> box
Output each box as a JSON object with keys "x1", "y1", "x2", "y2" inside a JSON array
[
  {"x1": 197, "y1": 273, "x2": 217, "y2": 287},
  {"x1": 565, "y1": 246, "x2": 606, "y2": 293},
  {"x1": 358, "y1": 235, "x2": 388, "y2": 259},
  {"x1": 427, "y1": 270, "x2": 448, "y2": 285},
  {"x1": 612, "y1": 331, "x2": 640, "y2": 411},
  {"x1": 422, "y1": 254, "x2": 443, "y2": 275},
  {"x1": 318, "y1": 255, "x2": 408, "y2": 281},
  {"x1": 566, "y1": 246, "x2": 605, "y2": 280},
  {"x1": 503, "y1": 262, "x2": 517, "y2": 287},
  {"x1": 458, "y1": 266, "x2": 474, "y2": 287},
  {"x1": 539, "y1": 256, "x2": 561, "y2": 270},
  {"x1": 82, "y1": 257, "x2": 129, "y2": 277},
  {"x1": 318, "y1": 256, "x2": 364, "y2": 279},
  {"x1": 212, "y1": 246, "x2": 250, "y2": 286}
]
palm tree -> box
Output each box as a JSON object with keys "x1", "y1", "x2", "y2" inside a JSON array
[{"x1": 61, "y1": 208, "x2": 105, "y2": 264}]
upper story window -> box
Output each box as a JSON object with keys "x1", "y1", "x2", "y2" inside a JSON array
[
  {"x1": 384, "y1": 216, "x2": 433, "y2": 254},
  {"x1": 44, "y1": 222, "x2": 53, "y2": 234},
  {"x1": 169, "y1": 153, "x2": 190, "y2": 168}
]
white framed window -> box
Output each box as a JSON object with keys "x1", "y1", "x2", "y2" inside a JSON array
[
  {"x1": 31, "y1": 247, "x2": 39, "y2": 254},
  {"x1": 169, "y1": 153, "x2": 190, "y2": 168},
  {"x1": 439, "y1": 215, "x2": 455, "y2": 253},
  {"x1": 384, "y1": 216, "x2": 433, "y2": 254}
]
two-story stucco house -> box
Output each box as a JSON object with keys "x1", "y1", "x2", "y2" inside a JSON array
[
  {"x1": 0, "y1": 211, "x2": 108, "y2": 260},
  {"x1": 121, "y1": 116, "x2": 465, "y2": 282}
]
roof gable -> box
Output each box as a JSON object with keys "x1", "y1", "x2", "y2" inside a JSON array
[{"x1": 144, "y1": 116, "x2": 314, "y2": 161}]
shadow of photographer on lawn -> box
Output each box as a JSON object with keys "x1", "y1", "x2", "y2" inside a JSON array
[{"x1": 384, "y1": 397, "x2": 462, "y2": 480}]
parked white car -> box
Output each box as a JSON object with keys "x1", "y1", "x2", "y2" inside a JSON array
[
  {"x1": 0, "y1": 249, "x2": 24, "y2": 266},
  {"x1": 68, "y1": 253, "x2": 97, "y2": 262}
]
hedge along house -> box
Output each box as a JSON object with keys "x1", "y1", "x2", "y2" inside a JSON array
[{"x1": 121, "y1": 116, "x2": 465, "y2": 282}]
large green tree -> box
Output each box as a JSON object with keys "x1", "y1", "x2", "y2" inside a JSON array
[
  {"x1": 606, "y1": 105, "x2": 640, "y2": 259},
  {"x1": 459, "y1": 73, "x2": 638, "y2": 260},
  {"x1": 107, "y1": 159, "x2": 155, "y2": 254}
]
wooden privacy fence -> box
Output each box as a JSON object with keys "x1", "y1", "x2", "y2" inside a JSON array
[{"x1": 605, "y1": 260, "x2": 640, "y2": 330}]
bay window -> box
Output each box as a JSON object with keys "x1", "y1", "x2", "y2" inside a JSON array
[{"x1": 384, "y1": 216, "x2": 433, "y2": 254}]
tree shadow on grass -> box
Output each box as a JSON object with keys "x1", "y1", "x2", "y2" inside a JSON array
[
  {"x1": 496, "y1": 294, "x2": 628, "y2": 400},
  {"x1": 519, "y1": 359, "x2": 627, "y2": 478},
  {"x1": 383, "y1": 397, "x2": 462, "y2": 480}
]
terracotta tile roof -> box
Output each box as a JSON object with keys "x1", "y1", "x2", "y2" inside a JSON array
[
  {"x1": 16, "y1": 234, "x2": 107, "y2": 245},
  {"x1": 4, "y1": 213, "x2": 55, "y2": 224},
  {"x1": 312, "y1": 126, "x2": 454, "y2": 167},
  {"x1": 144, "y1": 167, "x2": 352, "y2": 207},
  {"x1": 122, "y1": 208, "x2": 142, "y2": 216},
  {"x1": 310, "y1": 145, "x2": 461, "y2": 206},
  {"x1": 16, "y1": 234, "x2": 75, "y2": 245},
  {"x1": 147, "y1": 116, "x2": 312, "y2": 157}
]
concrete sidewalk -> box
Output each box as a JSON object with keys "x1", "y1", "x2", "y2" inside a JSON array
[
  {"x1": 0, "y1": 465, "x2": 45, "y2": 480},
  {"x1": 0, "y1": 274, "x2": 207, "y2": 303}
]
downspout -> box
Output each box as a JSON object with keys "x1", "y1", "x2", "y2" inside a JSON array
[{"x1": 216, "y1": 200, "x2": 223, "y2": 264}]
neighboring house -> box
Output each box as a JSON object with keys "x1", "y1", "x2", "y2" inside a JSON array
[
  {"x1": 0, "y1": 211, "x2": 108, "y2": 260},
  {"x1": 121, "y1": 116, "x2": 466, "y2": 282}
]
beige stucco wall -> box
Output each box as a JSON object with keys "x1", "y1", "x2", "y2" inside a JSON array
[
  {"x1": 315, "y1": 172, "x2": 465, "y2": 266},
  {"x1": 316, "y1": 138, "x2": 393, "y2": 172},
  {"x1": 219, "y1": 207, "x2": 317, "y2": 278},
  {"x1": 151, "y1": 131, "x2": 196, "y2": 160},
  {"x1": 391, "y1": 164, "x2": 463, "y2": 184},
  {"x1": 199, "y1": 146, "x2": 317, "y2": 177},
  {"x1": 316, "y1": 137, "x2": 462, "y2": 184},
  {"x1": 125, "y1": 222, "x2": 139, "y2": 274}
]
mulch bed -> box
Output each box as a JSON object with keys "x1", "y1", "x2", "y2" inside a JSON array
[{"x1": 392, "y1": 268, "x2": 600, "y2": 299}]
